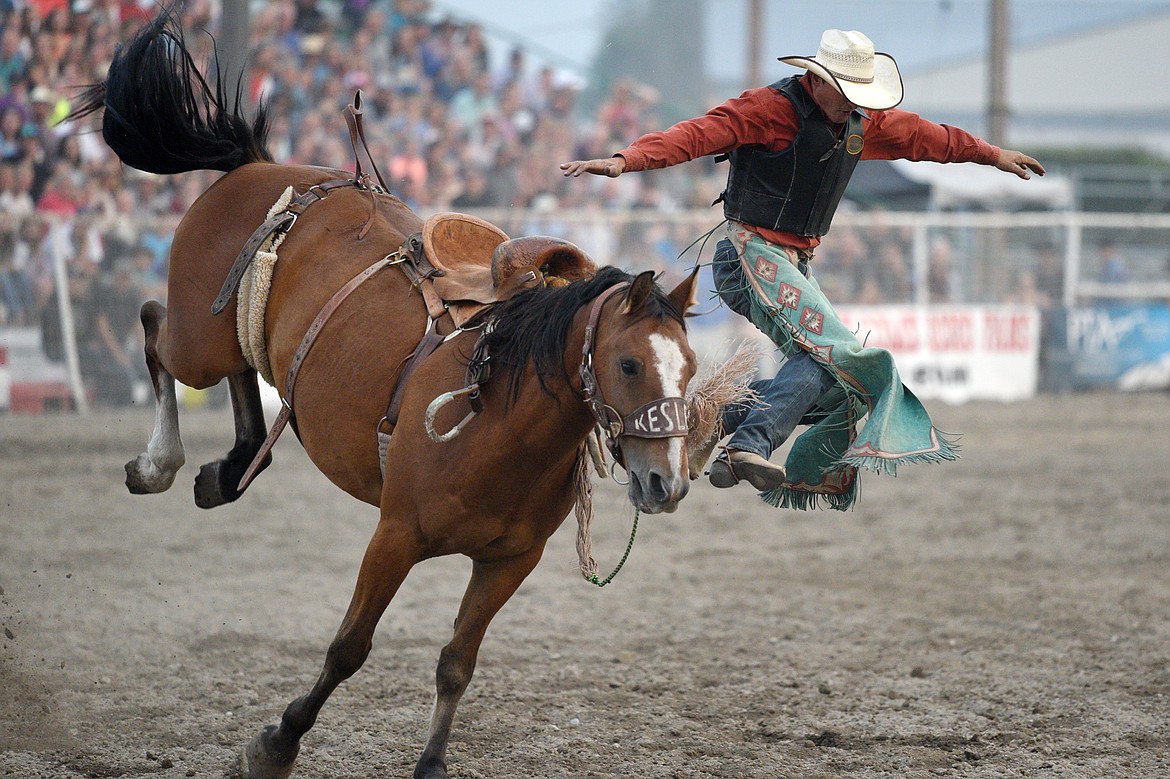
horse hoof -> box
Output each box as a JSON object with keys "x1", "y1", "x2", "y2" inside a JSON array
[
  {"x1": 194, "y1": 450, "x2": 271, "y2": 509},
  {"x1": 194, "y1": 461, "x2": 234, "y2": 509},
  {"x1": 413, "y1": 757, "x2": 450, "y2": 779},
  {"x1": 240, "y1": 725, "x2": 299, "y2": 779},
  {"x1": 125, "y1": 454, "x2": 178, "y2": 494}
]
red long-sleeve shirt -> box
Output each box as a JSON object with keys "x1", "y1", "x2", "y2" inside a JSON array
[{"x1": 616, "y1": 74, "x2": 1002, "y2": 248}]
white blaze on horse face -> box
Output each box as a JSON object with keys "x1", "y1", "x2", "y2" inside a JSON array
[
  {"x1": 648, "y1": 333, "x2": 687, "y2": 475},
  {"x1": 648, "y1": 333, "x2": 685, "y2": 395}
]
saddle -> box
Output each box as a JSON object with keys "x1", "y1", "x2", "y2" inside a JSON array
[
  {"x1": 415, "y1": 212, "x2": 597, "y2": 328},
  {"x1": 234, "y1": 95, "x2": 599, "y2": 493},
  {"x1": 380, "y1": 212, "x2": 596, "y2": 444}
]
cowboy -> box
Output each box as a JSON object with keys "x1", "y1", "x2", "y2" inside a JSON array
[{"x1": 562, "y1": 30, "x2": 1044, "y2": 505}]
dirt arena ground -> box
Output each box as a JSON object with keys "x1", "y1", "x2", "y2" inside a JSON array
[{"x1": 2, "y1": 391, "x2": 1169, "y2": 778}]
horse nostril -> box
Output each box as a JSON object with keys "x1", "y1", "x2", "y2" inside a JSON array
[
  {"x1": 648, "y1": 471, "x2": 670, "y2": 503},
  {"x1": 628, "y1": 471, "x2": 644, "y2": 502},
  {"x1": 630, "y1": 470, "x2": 687, "y2": 509}
]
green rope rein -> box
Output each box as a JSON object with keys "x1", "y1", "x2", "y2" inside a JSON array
[{"x1": 587, "y1": 507, "x2": 641, "y2": 588}]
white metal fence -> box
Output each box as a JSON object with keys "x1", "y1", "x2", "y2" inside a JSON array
[
  {"x1": 457, "y1": 208, "x2": 1170, "y2": 307},
  {"x1": 3, "y1": 208, "x2": 1169, "y2": 413}
]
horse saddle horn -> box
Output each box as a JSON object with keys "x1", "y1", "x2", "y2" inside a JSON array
[
  {"x1": 412, "y1": 214, "x2": 598, "y2": 329},
  {"x1": 491, "y1": 236, "x2": 597, "y2": 297}
]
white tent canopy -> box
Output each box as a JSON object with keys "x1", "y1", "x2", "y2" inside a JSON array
[{"x1": 891, "y1": 159, "x2": 1074, "y2": 210}]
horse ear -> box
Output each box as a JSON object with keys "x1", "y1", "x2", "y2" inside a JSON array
[
  {"x1": 668, "y1": 267, "x2": 701, "y2": 315},
  {"x1": 621, "y1": 270, "x2": 657, "y2": 315}
]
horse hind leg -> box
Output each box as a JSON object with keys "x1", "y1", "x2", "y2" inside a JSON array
[
  {"x1": 414, "y1": 546, "x2": 546, "y2": 779},
  {"x1": 125, "y1": 301, "x2": 186, "y2": 494},
  {"x1": 193, "y1": 367, "x2": 270, "y2": 509},
  {"x1": 125, "y1": 300, "x2": 269, "y2": 507},
  {"x1": 242, "y1": 522, "x2": 425, "y2": 779}
]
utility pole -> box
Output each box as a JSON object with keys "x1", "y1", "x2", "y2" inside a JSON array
[
  {"x1": 747, "y1": 0, "x2": 763, "y2": 88},
  {"x1": 985, "y1": 0, "x2": 1010, "y2": 302},
  {"x1": 220, "y1": 0, "x2": 251, "y2": 109},
  {"x1": 987, "y1": 0, "x2": 1009, "y2": 145}
]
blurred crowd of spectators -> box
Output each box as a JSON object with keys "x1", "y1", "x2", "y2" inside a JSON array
[
  {"x1": 0, "y1": 0, "x2": 1108, "y2": 407},
  {"x1": 0, "y1": 0, "x2": 697, "y2": 404}
]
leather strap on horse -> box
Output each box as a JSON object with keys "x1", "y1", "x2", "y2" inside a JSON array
[
  {"x1": 383, "y1": 324, "x2": 446, "y2": 431},
  {"x1": 344, "y1": 91, "x2": 390, "y2": 194},
  {"x1": 397, "y1": 232, "x2": 448, "y2": 320},
  {"x1": 579, "y1": 282, "x2": 689, "y2": 466},
  {"x1": 377, "y1": 231, "x2": 455, "y2": 431},
  {"x1": 212, "y1": 178, "x2": 365, "y2": 315},
  {"x1": 237, "y1": 253, "x2": 400, "y2": 493},
  {"x1": 579, "y1": 283, "x2": 629, "y2": 442},
  {"x1": 214, "y1": 93, "x2": 396, "y2": 318}
]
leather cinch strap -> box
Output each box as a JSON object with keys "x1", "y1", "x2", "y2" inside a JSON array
[
  {"x1": 237, "y1": 254, "x2": 398, "y2": 492},
  {"x1": 212, "y1": 178, "x2": 364, "y2": 315}
]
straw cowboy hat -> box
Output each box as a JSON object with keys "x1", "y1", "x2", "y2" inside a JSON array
[{"x1": 779, "y1": 29, "x2": 904, "y2": 110}]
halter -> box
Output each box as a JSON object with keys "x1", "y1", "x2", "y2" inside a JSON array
[
  {"x1": 578, "y1": 282, "x2": 689, "y2": 466},
  {"x1": 426, "y1": 280, "x2": 690, "y2": 462}
]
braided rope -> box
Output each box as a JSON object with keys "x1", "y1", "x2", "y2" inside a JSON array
[
  {"x1": 587, "y1": 508, "x2": 639, "y2": 588},
  {"x1": 571, "y1": 342, "x2": 761, "y2": 588},
  {"x1": 573, "y1": 439, "x2": 640, "y2": 588},
  {"x1": 573, "y1": 444, "x2": 598, "y2": 581}
]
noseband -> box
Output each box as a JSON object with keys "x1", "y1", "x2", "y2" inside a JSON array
[{"x1": 578, "y1": 282, "x2": 689, "y2": 465}]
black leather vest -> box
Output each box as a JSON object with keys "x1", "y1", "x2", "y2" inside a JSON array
[{"x1": 720, "y1": 76, "x2": 867, "y2": 237}]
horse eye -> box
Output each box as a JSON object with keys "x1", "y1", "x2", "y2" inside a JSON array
[{"x1": 620, "y1": 359, "x2": 639, "y2": 377}]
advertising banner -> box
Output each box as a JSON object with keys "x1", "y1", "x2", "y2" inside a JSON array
[
  {"x1": 833, "y1": 305, "x2": 1041, "y2": 403},
  {"x1": 1048, "y1": 304, "x2": 1170, "y2": 391}
]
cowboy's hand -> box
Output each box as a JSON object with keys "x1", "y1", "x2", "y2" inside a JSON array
[
  {"x1": 995, "y1": 149, "x2": 1045, "y2": 180},
  {"x1": 560, "y1": 156, "x2": 626, "y2": 178}
]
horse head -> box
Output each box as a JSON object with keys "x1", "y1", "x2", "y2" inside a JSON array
[{"x1": 586, "y1": 269, "x2": 699, "y2": 514}]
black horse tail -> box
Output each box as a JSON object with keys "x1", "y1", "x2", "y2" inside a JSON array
[{"x1": 67, "y1": 1, "x2": 272, "y2": 174}]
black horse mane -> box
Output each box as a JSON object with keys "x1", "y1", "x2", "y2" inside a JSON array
[
  {"x1": 483, "y1": 266, "x2": 686, "y2": 404},
  {"x1": 67, "y1": 0, "x2": 272, "y2": 174}
]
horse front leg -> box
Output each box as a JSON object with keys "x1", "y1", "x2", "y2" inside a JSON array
[
  {"x1": 241, "y1": 521, "x2": 425, "y2": 779},
  {"x1": 415, "y1": 545, "x2": 546, "y2": 779},
  {"x1": 193, "y1": 368, "x2": 268, "y2": 508},
  {"x1": 125, "y1": 301, "x2": 185, "y2": 493}
]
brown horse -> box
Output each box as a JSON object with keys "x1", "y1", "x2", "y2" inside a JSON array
[{"x1": 70, "y1": 6, "x2": 702, "y2": 778}]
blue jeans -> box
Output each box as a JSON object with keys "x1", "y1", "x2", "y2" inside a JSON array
[{"x1": 712, "y1": 238, "x2": 836, "y2": 458}]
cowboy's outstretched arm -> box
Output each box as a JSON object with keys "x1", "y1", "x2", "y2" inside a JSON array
[
  {"x1": 994, "y1": 149, "x2": 1045, "y2": 180},
  {"x1": 560, "y1": 156, "x2": 627, "y2": 177}
]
